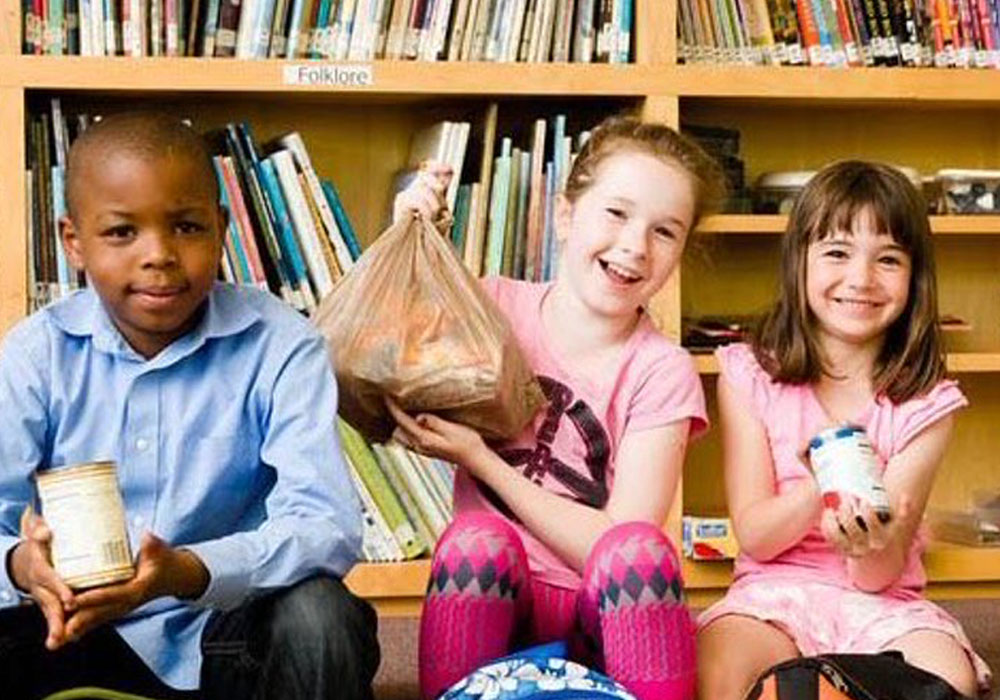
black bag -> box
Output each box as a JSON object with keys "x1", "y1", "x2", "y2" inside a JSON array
[{"x1": 745, "y1": 651, "x2": 973, "y2": 700}]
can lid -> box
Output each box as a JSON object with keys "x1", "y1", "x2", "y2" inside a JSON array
[{"x1": 809, "y1": 424, "x2": 863, "y2": 450}]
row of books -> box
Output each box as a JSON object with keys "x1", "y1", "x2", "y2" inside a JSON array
[
  {"x1": 209, "y1": 122, "x2": 361, "y2": 313},
  {"x1": 22, "y1": 0, "x2": 635, "y2": 63},
  {"x1": 404, "y1": 106, "x2": 584, "y2": 281},
  {"x1": 677, "y1": 0, "x2": 1000, "y2": 68},
  {"x1": 25, "y1": 101, "x2": 360, "y2": 313},
  {"x1": 339, "y1": 418, "x2": 454, "y2": 562}
]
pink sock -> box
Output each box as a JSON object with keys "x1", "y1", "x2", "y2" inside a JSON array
[
  {"x1": 581, "y1": 521, "x2": 696, "y2": 700},
  {"x1": 419, "y1": 513, "x2": 530, "y2": 700},
  {"x1": 528, "y1": 578, "x2": 578, "y2": 644}
]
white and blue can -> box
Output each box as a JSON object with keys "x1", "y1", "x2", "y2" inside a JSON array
[{"x1": 808, "y1": 425, "x2": 892, "y2": 523}]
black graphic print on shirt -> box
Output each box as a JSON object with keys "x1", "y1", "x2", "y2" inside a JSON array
[{"x1": 478, "y1": 375, "x2": 610, "y2": 520}]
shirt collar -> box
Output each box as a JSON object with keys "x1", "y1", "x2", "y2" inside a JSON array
[{"x1": 47, "y1": 284, "x2": 262, "y2": 363}]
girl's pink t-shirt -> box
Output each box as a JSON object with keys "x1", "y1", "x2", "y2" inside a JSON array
[
  {"x1": 452, "y1": 277, "x2": 708, "y2": 589},
  {"x1": 717, "y1": 342, "x2": 968, "y2": 596}
]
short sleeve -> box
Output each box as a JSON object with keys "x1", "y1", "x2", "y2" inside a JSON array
[
  {"x1": 627, "y1": 348, "x2": 709, "y2": 439},
  {"x1": 715, "y1": 342, "x2": 774, "y2": 422},
  {"x1": 478, "y1": 275, "x2": 502, "y2": 302},
  {"x1": 894, "y1": 379, "x2": 968, "y2": 453}
]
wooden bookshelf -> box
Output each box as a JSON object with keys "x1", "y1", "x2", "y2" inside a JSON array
[
  {"x1": 2, "y1": 56, "x2": 664, "y2": 95},
  {"x1": 669, "y1": 65, "x2": 1000, "y2": 104},
  {"x1": 348, "y1": 542, "x2": 1000, "y2": 615},
  {"x1": 693, "y1": 353, "x2": 1000, "y2": 375},
  {"x1": 3, "y1": 0, "x2": 1000, "y2": 618},
  {"x1": 698, "y1": 215, "x2": 1000, "y2": 235}
]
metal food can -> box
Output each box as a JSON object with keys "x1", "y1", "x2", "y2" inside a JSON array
[
  {"x1": 35, "y1": 461, "x2": 135, "y2": 589},
  {"x1": 808, "y1": 425, "x2": 892, "y2": 523}
]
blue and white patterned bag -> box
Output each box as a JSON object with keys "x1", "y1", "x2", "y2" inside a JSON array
[{"x1": 438, "y1": 642, "x2": 639, "y2": 700}]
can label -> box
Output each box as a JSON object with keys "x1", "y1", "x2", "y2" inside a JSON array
[
  {"x1": 36, "y1": 461, "x2": 135, "y2": 589},
  {"x1": 808, "y1": 426, "x2": 891, "y2": 520}
]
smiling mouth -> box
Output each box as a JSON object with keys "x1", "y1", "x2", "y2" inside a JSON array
[
  {"x1": 833, "y1": 297, "x2": 882, "y2": 308},
  {"x1": 599, "y1": 259, "x2": 643, "y2": 284}
]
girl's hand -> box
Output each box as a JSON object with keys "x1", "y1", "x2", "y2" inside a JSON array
[
  {"x1": 386, "y1": 398, "x2": 486, "y2": 469},
  {"x1": 820, "y1": 495, "x2": 914, "y2": 559},
  {"x1": 10, "y1": 506, "x2": 77, "y2": 650},
  {"x1": 392, "y1": 161, "x2": 453, "y2": 234}
]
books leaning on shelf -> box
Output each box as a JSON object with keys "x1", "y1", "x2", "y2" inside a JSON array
[
  {"x1": 413, "y1": 107, "x2": 588, "y2": 282},
  {"x1": 677, "y1": 0, "x2": 1000, "y2": 69},
  {"x1": 25, "y1": 100, "x2": 361, "y2": 313},
  {"x1": 339, "y1": 418, "x2": 455, "y2": 563},
  {"x1": 22, "y1": 0, "x2": 635, "y2": 63}
]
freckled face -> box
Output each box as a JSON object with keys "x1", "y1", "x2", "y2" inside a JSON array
[{"x1": 555, "y1": 151, "x2": 696, "y2": 320}]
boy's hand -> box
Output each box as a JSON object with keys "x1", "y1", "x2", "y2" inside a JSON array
[
  {"x1": 10, "y1": 506, "x2": 77, "y2": 650},
  {"x1": 386, "y1": 398, "x2": 486, "y2": 469},
  {"x1": 63, "y1": 533, "x2": 208, "y2": 644},
  {"x1": 392, "y1": 161, "x2": 453, "y2": 234},
  {"x1": 820, "y1": 495, "x2": 913, "y2": 559}
]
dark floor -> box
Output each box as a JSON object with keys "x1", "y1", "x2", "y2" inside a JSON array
[{"x1": 373, "y1": 599, "x2": 1000, "y2": 700}]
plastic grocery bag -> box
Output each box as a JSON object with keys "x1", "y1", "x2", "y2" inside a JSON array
[{"x1": 313, "y1": 213, "x2": 545, "y2": 444}]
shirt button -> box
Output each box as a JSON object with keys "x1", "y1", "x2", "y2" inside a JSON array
[{"x1": 135, "y1": 438, "x2": 149, "y2": 451}]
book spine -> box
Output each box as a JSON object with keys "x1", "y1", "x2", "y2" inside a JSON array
[
  {"x1": 219, "y1": 157, "x2": 270, "y2": 289},
  {"x1": 214, "y1": 0, "x2": 241, "y2": 55},
  {"x1": 370, "y1": 444, "x2": 434, "y2": 551},
  {"x1": 345, "y1": 452, "x2": 401, "y2": 562},
  {"x1": 212, "y1": 158, "x2": 254, "y2": 285},
  {"x1": 501, "y1": 147, "x2": 520, "y2": 276},
  {"x1": 484, "y1": 138, "x2": 511, "y2": 276},
  {"x1": 338, "y1": 420, "x2": 424, "y2": 559},
  {"x1": 223, "y1": 125, "x2": 299, "y2": 307},
  {"x1": 387, "y1": 444, "x2": 450, "y2": 538},
  {"x1": 260, "y1": 156, "x2": 321, "y2": 308},
  {"x1": 277, "y1": 132, "x2": 355, "y2": 275},
  {"x1": 320, "y1": 180, "x2": 362, "y2": 261},
  {"x1": 270, "y1": 150, "x2": 333, "y2": 300}
]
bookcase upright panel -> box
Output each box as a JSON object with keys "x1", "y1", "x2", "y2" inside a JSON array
[{"x1": 0, "y1": 87, "x2": 26, "y2": 335}]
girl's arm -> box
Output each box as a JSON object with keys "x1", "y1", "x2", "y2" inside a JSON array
[
  {"x1": 719, "y1": 375, "x2": 823, "y2": 561},
  {"x1": 833, "y1": 415, "x2": 954, "y2": 592},
  {"x1": 387, "y1": 401, "x2": 689, "y2": 573}
]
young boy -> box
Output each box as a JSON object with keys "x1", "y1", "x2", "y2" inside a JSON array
[{"x1": 0, "y1": 112, "x2": 379, "y2": 699}]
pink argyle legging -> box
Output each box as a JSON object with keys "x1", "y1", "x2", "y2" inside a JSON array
[{"x1": 418, "y1": 512, "x2": 696, "y2": 700}]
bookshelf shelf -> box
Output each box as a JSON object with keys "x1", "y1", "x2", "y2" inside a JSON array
[
  {"x1": 2, "y1": 56, "x2": 662, "y2": 96},
  {"x1": 693, "y1": 353, "x2": 1000, "y2": 375},
  {"x1": 345, "y1": 543, "x2": 1000, "y2": 615},
  {"x1": 670, "y1": 65, "x2": 1000, "y2": 105},
  {"x1": 682, "y1": 543, "x2": 1000, "y2": 607},
  {"x1": 698, "y1": 215, "x2": 1000, "y2": 235}
]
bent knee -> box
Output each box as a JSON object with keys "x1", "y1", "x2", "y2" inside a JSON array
[
  {"x1": 584, "y1": 521, "x2": 682, "y2": 599},
  {"x1": 270, "y1": 577, "x2": 377, "y2": 654},
  {"x1": 428, "y1": 512, "x2": 528, "y2": 596}
]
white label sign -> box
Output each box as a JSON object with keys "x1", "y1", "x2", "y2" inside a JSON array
[{"x1": 283, "y1": 63, "x2": 374, "y2": 87}]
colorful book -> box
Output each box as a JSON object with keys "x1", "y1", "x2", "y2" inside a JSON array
[{"x1": 338, "y1": 419, "x2": 425, "y2": 559}]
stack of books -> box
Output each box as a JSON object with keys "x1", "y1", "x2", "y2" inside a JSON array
[
  {"x1": 677, "y1": 0, "x2": 1000, "y2": 69},
  {"x1": 22, "y1": 0, "x2": 636, "y2": 63},
  {"x1": 339, "y1": 419, "x2": 455, "y2": 562},
  {"x1": 404, "y1": 105, "x2": 589, "y2": 283}
]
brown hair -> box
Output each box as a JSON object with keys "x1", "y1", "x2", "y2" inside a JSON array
[
  {"x1": 66, "y1": 111, "x2": 218, "y2": 220},
  {"x1": 563, "y1": 115, "x2": 726, "y2": 227},
  {"x1": 753, "y1": 160, "x2": 945, "y2": 403}
]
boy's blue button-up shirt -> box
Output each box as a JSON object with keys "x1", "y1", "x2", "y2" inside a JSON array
[{"x1": 0, "y1": 283, "x2": 362, "y2": 690}]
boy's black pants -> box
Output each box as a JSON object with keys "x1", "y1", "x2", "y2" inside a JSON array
[{"x1": 0, "y1": 575, "x2": 380, "y2": 700}]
